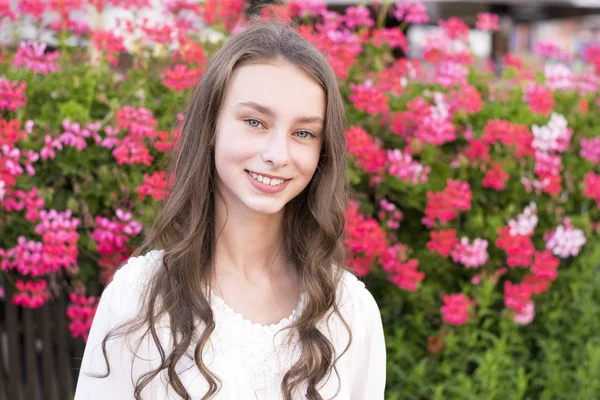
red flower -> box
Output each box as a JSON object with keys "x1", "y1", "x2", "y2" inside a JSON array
[
  {"x1": 483, "y1": 163, "x2": 509, "y2": 191},
  {"x1": 496, "y1": 226, "x2": 535, "y2": 268},
  {"x1": 344, "y1": 201, "x2": 387, "y2": 276},
  {"x1": 427, "y1": 229, "x2": 458, "y2": 257},
  {"x1": 531, "y1": 251, "x2": 560, "y2": 281},
  {"x1": 345, "y1": 126, "x2": 387, "y2": 173},
  {"x1": 160, "y1": 64, "x2": 202, "y2": 92}
]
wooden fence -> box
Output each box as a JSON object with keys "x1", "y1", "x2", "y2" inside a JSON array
[{"x1": 0, "y1": 282, "x2": 84, "y2": 400}]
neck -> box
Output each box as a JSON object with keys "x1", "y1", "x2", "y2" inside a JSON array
[{"x1": 213, "y1": 193, "x2": 289, "y2": 282}]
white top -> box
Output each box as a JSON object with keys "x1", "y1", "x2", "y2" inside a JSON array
[{"x1": 74, "y1": 250, "x2": 386, "y2": 399}]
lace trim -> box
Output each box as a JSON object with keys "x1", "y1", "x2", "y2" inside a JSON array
[{"x1": 210, "y1": 292, "x2": 306, "y2": 334}]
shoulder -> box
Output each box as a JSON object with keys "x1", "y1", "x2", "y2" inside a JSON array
[
  {"x1": 98, "y1": 249, "x2": 165, "y2": 325},
  {"x1": 109, "y1": 249, "x2": 164, "y2": 290},
  {"x1": 333, "y1": 268, "x2": 383, "y2": 341}
]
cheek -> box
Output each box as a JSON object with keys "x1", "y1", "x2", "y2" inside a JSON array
[
  {"x1": 214, "y1": 126, "x2": 255, "y2": 167},
  {"x1": 294, "y1": 145, "x2": 322, "y2": 179}
]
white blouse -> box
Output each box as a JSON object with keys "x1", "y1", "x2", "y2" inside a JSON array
[{"x1": 74, "y1": 250, "x2": 386, "y2": 399}]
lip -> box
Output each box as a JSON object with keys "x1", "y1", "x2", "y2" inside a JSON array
[
  {"x1": 246, "y1": 170, "x2": 290, "y2": 194},
  {"x1": 245, "y1": 169, "x2": 289, "y2": 180}
]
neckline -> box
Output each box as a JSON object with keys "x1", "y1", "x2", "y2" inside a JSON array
[{"x1": 210, "y1": 292, "x2": 307, "y2": 331}]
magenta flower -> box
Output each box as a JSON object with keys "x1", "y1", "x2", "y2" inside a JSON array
[
  {"x1": 343, "y1": 6, "x2": 373, "y2": 29},
  {"x1": 13, "y1": 41, "x2": 59, "y2": 75},
  {"x1": 0, "y1": 79, "x2": 27, "y2": 111},
  {"x1": 441, "y1": 293, "x2": 471, "y2": 325},
  {"x1": 476, "y1": 13, "x2": 499, "y2": 31},
  {"x1": 394, "y1": 2, "x2": 429, "y2": 24}
]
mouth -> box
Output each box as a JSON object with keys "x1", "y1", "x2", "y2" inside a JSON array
[
  {"x1": 245, "y1": 169, "x2": 291, "y2": 185},
  {"x1": 245, "y1": 169, "x2": 291, "y2": 193}
]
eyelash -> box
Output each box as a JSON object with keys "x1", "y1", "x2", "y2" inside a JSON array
[{"x1": 242, "y1": 117, "x2": 316, "y2": 139}]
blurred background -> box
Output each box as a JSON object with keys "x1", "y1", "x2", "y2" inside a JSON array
[{"x1": 5, "y1": 0, "x2": 600, "y2": 69}]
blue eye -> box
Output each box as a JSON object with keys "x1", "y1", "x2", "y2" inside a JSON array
[
  {"x1": 295, "y1": 130, "x2": 315, "y2": 139},
  {"x1": 243, "y1": 118, "x2": 263, "y2": 128}
]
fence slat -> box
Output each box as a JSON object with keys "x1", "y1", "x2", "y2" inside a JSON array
[
  {"x1": 4, "y1": 284, "x2": 22, "y2": 400},
  {"x1": 22, "y1": 307, "x2": 39, "y2": 400},
  {"x1": 0, "y1": 286, "x2": 7, "y2": 400},
  {"x1": 54, "y1": 294, "x2": 73, "y2": 398},
  {"x1": 40, "y1": 302, "x2": 58, "y2": 400}
]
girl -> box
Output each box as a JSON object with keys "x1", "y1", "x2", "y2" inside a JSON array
[{"x1": 75, "y1": 20, "x2": 385, "y2": 400}]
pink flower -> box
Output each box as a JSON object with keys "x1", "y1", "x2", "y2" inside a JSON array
[
  {"x1": 394, "y1": 2, "x2": 429, "y2": 24},
  {"x1": 513, "y1": 300, "x2": 535, "y2": 325},
  {"x1": 504, "y1": 281, "x2": 531, "y2": 313},
  {"x1": 580, "y1": 137, "x2": 600, "y2": 164},
  {"x1": 534, "y1": 40, "x2": 571, "y2": 61},
  {"x1": 345, "y1": 126, "x2": 387, "y2": 173},
  {"x1": 534, "y1": 150, "x2": 562, "y2": 177},
  {"x1": 531, "y1": 250, "x2": 560, "y2": 281},
  {"x1": 450, "y1": 85, "x2": 482, "y2": 115},
  {"x1": 544, "y1": 64, "x2": 575, "y2": 91},
  {"x1": 576, "y1": 69, "x2": 599, "y2": 94},
  {"x1": 441, "y1": 293, "x2": 471, "y2": 325},
  {"x1": 435, "y1": 61, "x2": 469, "y2": 88},
  {"x1": 91, "y1": 29, "x2": 126, "y2": 66},
  {"x1": 160, "y1": 64, "x2": 202, "y2": 92},
  {"x1": 439, "y1": 17, "x2": 469, "y2": 40},
  {"x1": 370, "y1": 28, "x2": 408, "y2": 51},
  {"x1": 545, "y1": 218, "x2": 586, "y2": 258},
  {"x1": 584, "y1": 171, "x2": 600, "y2": 207},
  {"x1": 12, "y1": 280, "x2": 50, "y2": 308},
  {"x1": 67, "y1": 293, "x2": 98, "y2": 341},
  {"x1": 343, "y1": 5, "x2": 373, "y2": 29},
  {"x1": 0, "y1": 0, "x2": 16, "y2": 20},
  {"x1": 427, "y1": 229, "x2": 458, "y2": 257},
  {"x1": 531, "y1": 113, "x2": 571, "y2": 153},
  {"x1": 138, "y1": 171, "x2": 170, "y2": 201},
  {"x1": 288, "y1": 0, "x2": 327, "y2": 18},
  {"x1": 496, "y1": 226, "x2": 535, "y2": 268},
  {"x1": 451, "y1": 237, "x2": 489, "y2": 268},
  {"x1": 17, "y1": 0, "x2": 45, "y2": 20},
  {"x1": 476, "y1": 13, "x2": 499, "y2": 31},
  {"x1": 386, "y1": 149, "x2": 430, "y2": 184},
  {"x1": 116, "y1": 106, "x2": 158, "y2": 140},
  {"x1": 344, "y1": 200, "x2": 387, "y2": 276},
  {"x1": 425, "y1": 179, "x2": 472, "y2": 224},
  {"x1": 12, "y1": 41, "x2": 59, "y2": 75},
  {"x1": 112, "y1": 137, "x2": 153, "y2": 166},
  {"x1": 508, "y1": 202, "x2": 538, "y2": 236},
  {"x1": 40, "y1": 134, "x2": 63, "y2": 160},
  {"x1": 349, "y1": 80, "x2": 390, "y2": 116},
  {"x1": 380, "y1": 244, "x2": 424, "y2": 292},
  {"x1": 300, "y1": 27, "x2": 362, "y2": 79},
  {"x1": 482, "y1": 163, "x2": 509, "y2": 191},
  {"x1": 523, "y1": 84, "x2": 555, "y2": 116},
  {"x1": 0, "y1": 79, "x2": 27, "y2": 112}
]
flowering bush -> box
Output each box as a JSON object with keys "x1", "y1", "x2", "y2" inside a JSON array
[{"x1": 1, "y1": 0, "x2": 600, "y2": 397}]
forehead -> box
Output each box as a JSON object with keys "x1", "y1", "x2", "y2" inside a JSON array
[{"x1": 223, "y1": 60, "x2": 326, "y2": 120}]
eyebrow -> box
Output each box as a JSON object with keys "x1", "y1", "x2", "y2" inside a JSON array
[{"x1": 236, "y1": 101, "x2": 324, "y2": 125}]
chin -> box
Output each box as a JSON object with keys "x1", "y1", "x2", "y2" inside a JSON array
[{"x1": 244, "y1": 199, "x2": 288, "y2": 216}]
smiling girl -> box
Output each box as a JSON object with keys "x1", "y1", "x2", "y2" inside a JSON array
[{"x1": 75, "y1": 20, "x2": 385, "y2": 400}]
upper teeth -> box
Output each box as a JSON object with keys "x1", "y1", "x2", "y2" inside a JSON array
[{"x1": 249, "y1": 171, "x2": 286, "y2": 186}]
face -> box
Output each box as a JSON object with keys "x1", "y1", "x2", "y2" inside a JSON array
[{"x1": 214, "y1": 59, "x2": 326, "y2": 217}]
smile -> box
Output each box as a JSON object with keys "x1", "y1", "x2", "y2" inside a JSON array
[{"x1": 245, "y1": 170, "x2": 291, "y2": 193}]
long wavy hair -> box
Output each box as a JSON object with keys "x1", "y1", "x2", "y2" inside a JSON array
[{"x1": 94, "y1": 20, "x2": 351, "y2": 400}]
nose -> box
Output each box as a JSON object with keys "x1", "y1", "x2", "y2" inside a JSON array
[{"x1": 260, "y1": 128, "x2": 290, "y2": 168}]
